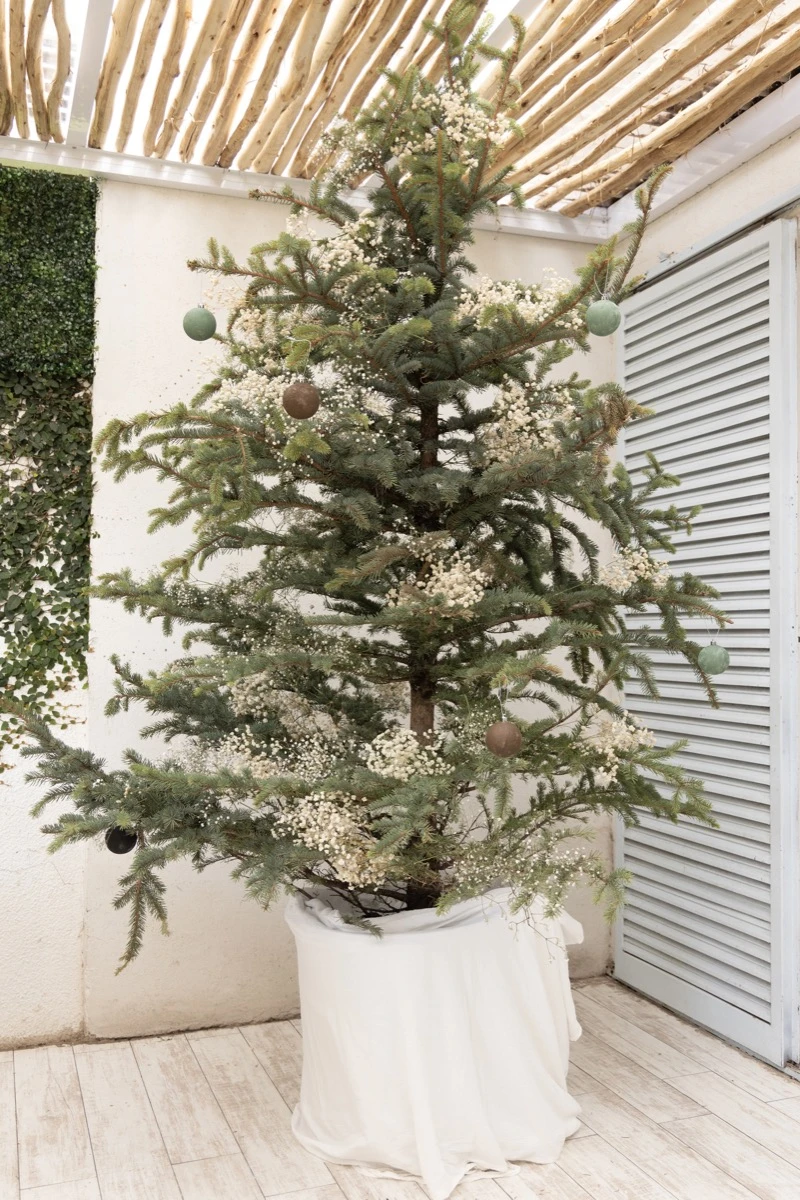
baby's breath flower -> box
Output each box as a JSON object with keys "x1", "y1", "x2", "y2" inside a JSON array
[
  {"x1": 273, "y1": 792, "x2": 395, "y2": 888},
  {"x1": 365, "y1": 728, "x2": 444, "y2": 781},
  {"x1": 483, "y1": 379, "x2": 577, "y2": 462},
  {"x1": 599, "y1": 546, "x2": 670, "y2": 591},
  {"x1": 584, "y1": 712, "x2": 656, "y2": 787}
]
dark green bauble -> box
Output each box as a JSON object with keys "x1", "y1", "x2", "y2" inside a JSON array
[
  {"x1": 586, "y1": 299, "x2": 622, "y2": 337},
  {"x1": 698, "y1": 643, "x2": 730, "y2": 675},
  {"x1": 183, "y1": 306, "x2": 217, "y2": 341},
  {"x1": 282, "y1": 381, "x2": 321, "y2": 419},
  {"x1": 485, "y1": 720, "x2": 522, "y2": 758},
  {"x1": 105, "y1": 826, "x2": 138, "y2": 855}
]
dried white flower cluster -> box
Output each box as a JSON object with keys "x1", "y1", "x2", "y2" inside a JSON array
[
  {"x1": 452, "y1": 836, "x2": 589, "y2": 900},
  {"x1": 483, "y1": 379, "x2": 577, "y2": 462},
  {"x1": 392, "y1": 83, "x2": 512, "y2": 169},
  {"x1": 183, "y1": 728, "x2": 277, "y2": 781},
  {"x1": 273, "y1": 793, "x2": 394, "y2": 887},
  {"x1": 365, "y1": 727, "x2": 445, "y2": 781},
  {"x1": 207, "y1": 369, "x2": 291, "y2": 419},
  {"x1": 315, "y1": 216, "x2": 379, "y2": 273},
  {"x1": 229, "y1": 673, "x2": 339, "y2": 736},
  {"x1": 599, "y1": 546, "x2": 670, "y2": 592},
  {"x1": 388, "y1": 549, "x2": 489, "y2": 612},
  {"x1": 585, "y1": 712, "x2": 656, "y2": 787},
  {"x1": 456, "y1": 268, "x2": 581, "y2": 331}
]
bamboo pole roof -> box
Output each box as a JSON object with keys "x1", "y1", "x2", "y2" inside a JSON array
[{"x1": 2, "y1": 0, "x2": 799, "y2": 214}]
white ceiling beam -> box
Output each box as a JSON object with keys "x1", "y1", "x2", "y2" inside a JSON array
[
  {"x1": 0, "y1": 134, "x2": 609, "y2": 242},
  {"x1": 66, "y1": 0, "x2": 115, "y2": 148},
  {"x1": 606, "y1": 72, "x2": 800, "y2": 235}
]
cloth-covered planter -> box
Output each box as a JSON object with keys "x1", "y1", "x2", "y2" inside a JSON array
[{"x1": 285, "y1": 887, "x2": 583, "y2": 1199}]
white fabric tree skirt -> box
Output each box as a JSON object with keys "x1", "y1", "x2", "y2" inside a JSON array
[{"x1": 285, "y1": 887, "x2": 584, "y2": 1200}]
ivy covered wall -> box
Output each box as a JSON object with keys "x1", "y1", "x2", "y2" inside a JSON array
[{"x1": 0, "y1": 167, "x2": 97, "y2": 759}]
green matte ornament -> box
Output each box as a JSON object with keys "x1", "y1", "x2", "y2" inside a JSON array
[
  {"x1": 698, "y1": 643, "x2": 730, "y2": 675},
  {"x1": 586, "y1": 299, "x2": 622, "y2": 337},
  {"x1": 282, "y1": 381, "x2": 321, "y2": 419},
  {"x1": 183, "y1": 306, "x2": 217, "y2": 341},
  {"x1": 485, "y1": 720, "x2": 522, "y2": 758}
]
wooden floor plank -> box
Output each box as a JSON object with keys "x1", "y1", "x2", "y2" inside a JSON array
[
  {"x1": 14, "y1": 1046, "x2": 95, "y2": 1191},
  {"x1": 573, "y1": 992, "x2": 704, "y2": 1080},
  {"x1": 662, "y1": 1113, "x2": 800, "y2": 1200},
  {"x1": 584, "y1": 980, "x2": 800, "y2": 1102},
  {"x1": 498, "y1": 1161, "x2": 594, "y2": 1200},
  {"x1": 451, "y1": 1180, "x2": 513, "y2": 1200},
  {"x1": 669, "y1": 1071, "x2": 800, "y2": 1169},
  {"x1": 328, "y1": 1162, "x2": 428, "y2": 1200},
  {"x1": 567, "y1": 1063, "x2": 596, "y2": 1095},
  {"x1": 769, "y1": 1095, "x2": 800, "y2": 1123},
  {"x1": 20, "y1": 1182, "x2": 101, "y2": 1199},
  {"x1": 558, "y1": 1135, "x2": 678, "y2": 1200},
  {"x1": 577, "y1": 1083, "x2": 760, "y2": 1199},
  {"x1": 0, "y1": 1059, "x2": 19, "y2": 1198},
  {"x1": 187, "y1": 1029, "x2": 332, "y2": 1195},
  {"x1": 172, "y1": 1151, "x2": 263, "y2": 1199},
  {"x1": 73, "y1": 1042, "x2": 180, "y2": 1200},
  {"x1": 240, "y1": 1021, "x2": 303, "y2": 1110},
  {"x1": 132, "y1": 1034, "x2": 238, "y2": 1164},
  {"x1": 570, "y1": 1029, "x2": 706, "y2": 1123}
]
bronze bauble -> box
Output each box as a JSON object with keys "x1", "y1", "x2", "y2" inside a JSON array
[
  {"x1": 282, "y1": 381, "x2": 321, "y2": 419},
  {"x1": 485, "y1": 720, "x2": 522, "y2": 758}
]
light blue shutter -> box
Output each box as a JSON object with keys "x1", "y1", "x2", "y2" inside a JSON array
[{"x1": 615, "y1": 221, "x2": 799, "y2": 1066}]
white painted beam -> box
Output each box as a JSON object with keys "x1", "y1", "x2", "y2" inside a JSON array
[
  {"x1": 606, "y1": 73, "x2": 800, "y2": 235},
  {"x1": 0, "y1": 135, "x2": 608, "y2": 242},
  {"x1": 66, "y1": 0, "x2": 115, "y2": 149}
]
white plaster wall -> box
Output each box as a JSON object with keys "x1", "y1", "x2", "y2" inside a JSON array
[
  {"x1": 86, "y1": 182, "x2": 301, "y2": 1038},
  {"x1": 630, "y1": 128, "x2": 800, "y2": 274},
  {"x1": 0, "y1": 709, "x2": 86, "y2": 1049},
  {"x1": 1, "y1": 178, "x2": 617, "y2": 1048}
]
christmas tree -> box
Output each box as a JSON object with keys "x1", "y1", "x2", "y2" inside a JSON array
[{"x1": 16, "y1": 4, "x2": 725, "y2": 968}]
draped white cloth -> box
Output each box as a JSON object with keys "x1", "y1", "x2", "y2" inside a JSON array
[{"x1": 285, "y1": 887, "x2": 584, "y2": 1200}]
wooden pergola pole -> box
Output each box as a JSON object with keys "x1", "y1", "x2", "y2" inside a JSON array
[
  {"x1": 179, "y1": 0, "x2": 253, "y2": 161},
  {"x1": 530, "y1": 1, "x2": 799, "y2": 208},
  {"x1": 46, "y1": 0, "x2": 71, "y2": 141},
  {"x1": 89, "y1": 0, "x2": 148, "y2": 148},
  {"x1": 25, "y1": 0, "x2": 51, "y2": 140},
  {"x1": 215, "y1": 0, "x2": 314, "y2": 170},
  {"x1": 562, "y1": 24, "x2": 800, "y2": 214},
  {"x1": 242, "y1": 0, "x2": 337, "y2": 172},
  {"x1": 8, "y1": 0, "x2": 28, "y2": 137},
  {"x1": 142, "y1": 0, "x2": 191, "y2": 157},
  {"x1": 201, "y1": 0, "x2": 284, "y2": 167},
  {"x1": 117, "y1": 0, "x2": 171, "y2": 152},
  {"x1": 235, "y1": 0, "x2": 360, "y2": 174},
  {"x1": 501, "y1": 0, "x2": 783, "y2": 186},
  {"x1": 152, "y1": 0, "x2": 230, "y2": 158}
]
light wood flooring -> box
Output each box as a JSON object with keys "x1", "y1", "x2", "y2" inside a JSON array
[{"x1": 2, "y1": 977, "x2": 800, "y2": 1199}]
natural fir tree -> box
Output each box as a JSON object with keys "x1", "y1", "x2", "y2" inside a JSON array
[{"x1": 13, "y1": 5, "x2": 725, "y2": 967}]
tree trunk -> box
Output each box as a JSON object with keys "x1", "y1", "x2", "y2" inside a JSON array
[{"x1": 405, "y1": 394, "x2": 441, "y2": 909}]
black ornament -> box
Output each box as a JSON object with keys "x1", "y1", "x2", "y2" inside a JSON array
[
  {"x1": 105, "y1": 826, "x2": 138, "y2": 855},
  {"x1": 282, "y1": 381, "x2": 321, "y2": 419}
]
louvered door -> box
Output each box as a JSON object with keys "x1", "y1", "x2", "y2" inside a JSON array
[{"x1": 615, "y1": 221, "x2": 799, "y2": 1065}]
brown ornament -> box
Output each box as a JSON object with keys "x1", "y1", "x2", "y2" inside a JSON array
[
  {"x1": 282, "y1": 381, "x2": 321, "y2": 419},
  {"x1": 485, "y1": 720, "x2": 522, "y2": 758}
]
